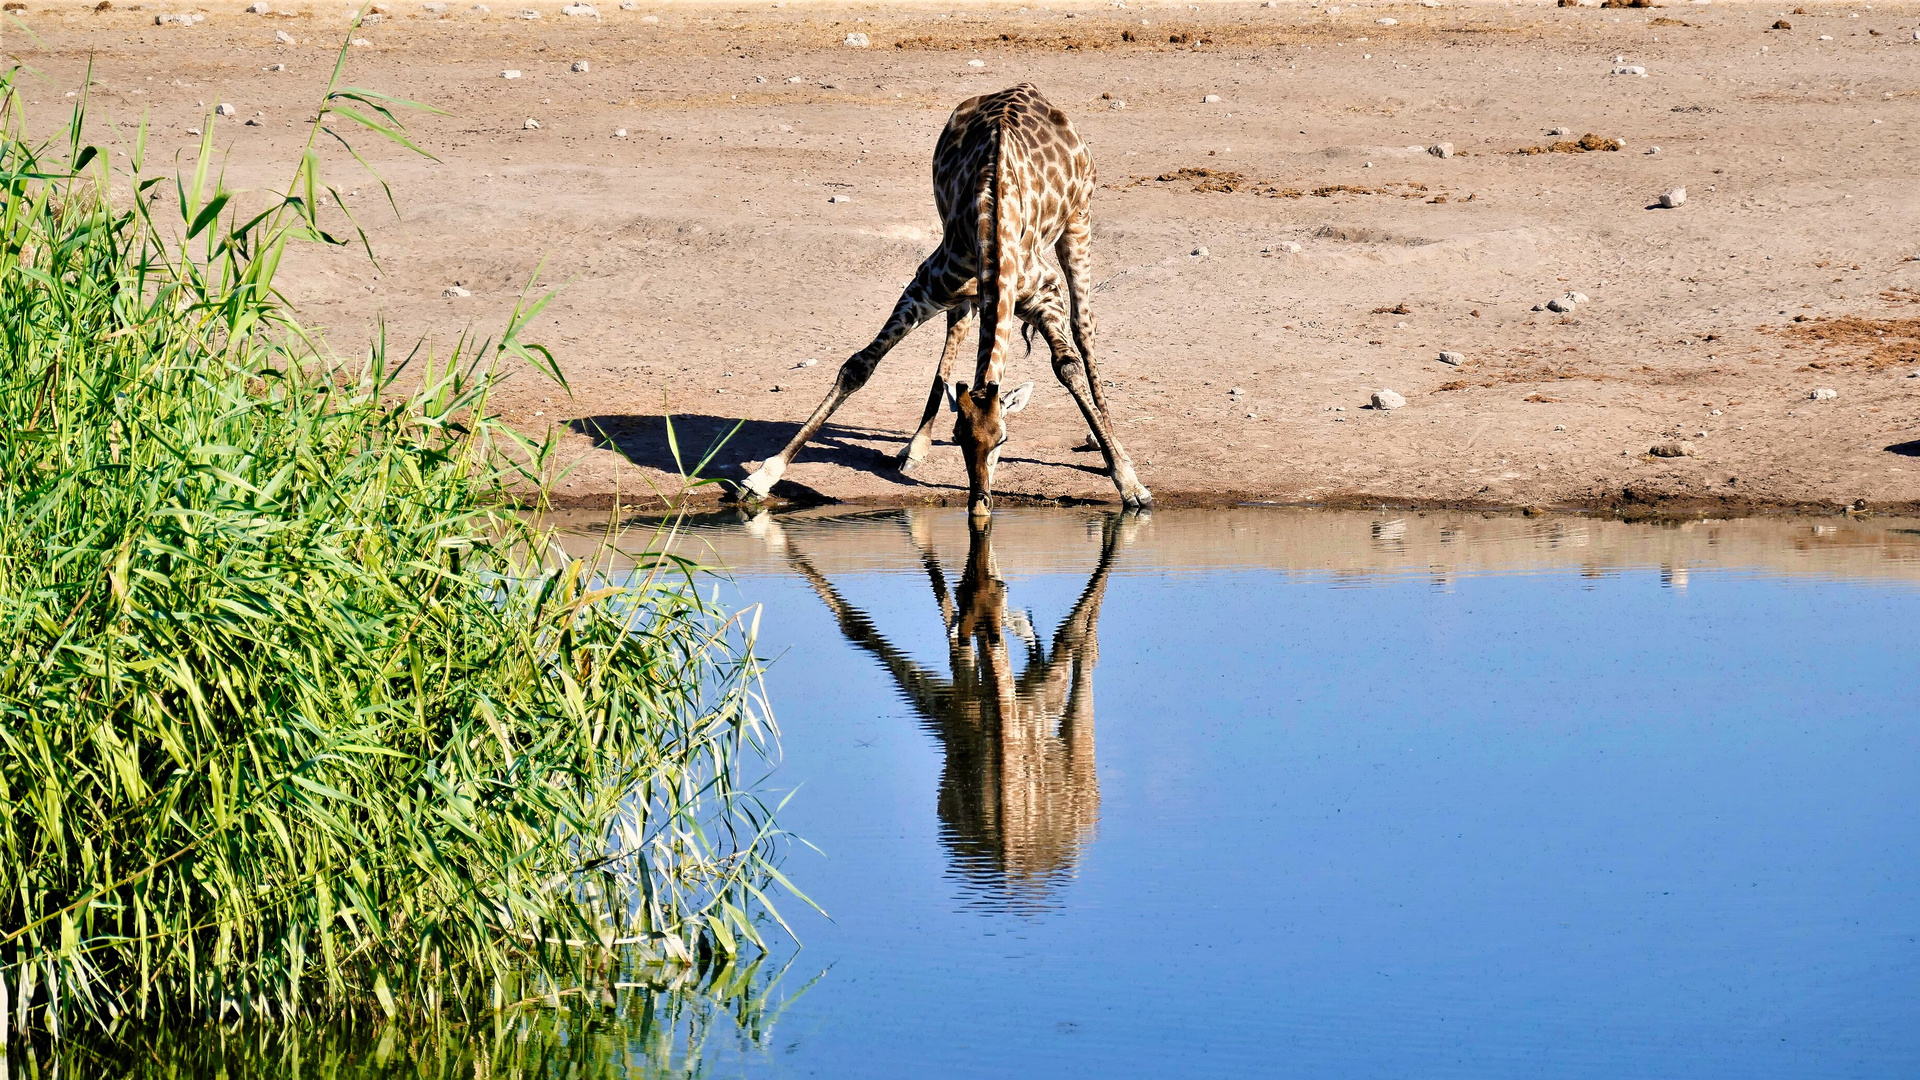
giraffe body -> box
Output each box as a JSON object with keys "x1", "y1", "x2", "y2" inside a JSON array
[{"x1": 738, "y1": 84, "x2": 1151, "y2": 516}]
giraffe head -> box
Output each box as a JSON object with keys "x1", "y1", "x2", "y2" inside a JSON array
[{"x1": 949, "y1": 380, "x2": 1033, "y2": 518}]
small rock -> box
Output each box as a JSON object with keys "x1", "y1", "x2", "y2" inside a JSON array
[
  {"x1": 264, "y1": 62, "x2": 285, "y2": 70},
  {"x1": 1532, "y1": 303, "x2": 1546, "y2": 312},
  {"x1": 1108, "y1": 99, "x2": 1126, "y2": 110},
  {"x1": 561, "y1": 2, "x2": 596, "y2": 14},
  {"x1": 245, "y1": 117, "x2": 262, "y2": 126},
  {"x1": 1554, "y1": 424, "x2": 1567, "y2": 431},
  {"x1": 785, "y1": 75, "x2": 803, "y2": 83},
  {"x1": 571, "y1": 59, "x2": 589, "y2": 71},
  {"x1": 1773, "y1": 18, "x2": 1791, "y2": 28},
  {"x1": 967, "y1": 58, "x2": 985, "y2": 67},
  {"x1": 1650, "y1": 441, "x2": 1696, "y2": 457},
  {"x1": 215, "y1": 102, "x2": 236, "y2": 116},
  {"x1": 1191, "y1": 246, "x2": 1209, "y2": 257},
  {"x1": 1809, "y1": 387, "x2": 1838, "y2": 401},
  {"x1": 1371, "y1": 389, "x2": 1407, "y2": 410},
  {"x1": 1549, "y1": 126, "x2": 1571, "y2": 136},
  {"x1": 769, "y1": 385, "x2": 784, "y2": 392},
  {"x1": 614, "y1": 128, "x2": 627, "y2": 137},
  {"x1": 359, "y1": 11, "x2": 382, "y2": 22},
  {"x1": 1567, "y1": 291, "x2": 1589, "y2": 304},
  {"x1": 154, "y1": 12, "x2": 193, "y2": 24},
  {"x1": 501, "y1": 69, "x2": 521, "y2": 78},
  {"x1": 187, "y1": 128, "x2": 200, "y2": 135},
  {"x1": 1203, "y1": 93, "x2": 1223, "y2": 103},
  {"x1": 754, "y1": 75, "x2": 766, "y2": 83},
  {"x1": 796, "y1": 358, "x2": 818, "y2": 368},
  {"x1": 1613, "y1": 65, "x2": 1648, "y2": 76},
  {"x1": 640, "y1": 12, "x2": 656, "y2": 20},
  {"x1": 423, "y1": 1, "x2": 446, "y2": 11},
  {"x1": 619, "y1": 0, "x2": 635, "y2": 6},
  {"x1": 1262, "y1": 241, "x2": 1303, "y2": 255},
  {"x1": 1646, "y1": 145, "x2": 1661, "y2": 155},
  {"x1": 1376, "y1": 16, "x2": 1396, "y2": 24},
  {"x1": 275, "y1": 29, "x2": 294, "y2": 42},
  {"x1": 443, "y1": 285, "x2": 471, "y2": 297},
  {"x1": 1229, "y1": 386, "x2": 1245, "y2": 396},
  {"x1": 1818, "y1": 34, "x2": 1831, "y2": 40},
  {"x1": 523, "y1": 117, "x2": 541, "y2": 129},
  {"x1": 843, "y1": 31, "x2": 869, "y2": 46},
  {"x1": 1428, "y1": 141, "x2": 1453, "y2": 158},
  {"x1": 1438, "y1": 350, "x2": 1465, "y2": 366},
  {"x1": 350, "y1": 36, "x2": 370, "y2": 44},
  {"x1": 246, "y1": 0, "x2": 268, "y2": 10},
  {"x1": 1659, "y1": 186, "x2": 1686, "y2": 208},
  {"x1": 1546, "y1": 296, "x2": 1575, "y2": 313},
  {"x1": 828, "y1": 194, "x2": 851, "y2": 203},
  {"x1": 514, "y1": 8, "x2": 538, "y2": 17}
]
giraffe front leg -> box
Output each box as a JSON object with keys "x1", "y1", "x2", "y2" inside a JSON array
[
  {"x1": 739, "y1": 262, "x2": 951, "y2": 499},
  {"x1": 1036, "y1": 321, "x2": 1151, "y2": 511},
  {"x1": 898, "y1": 296, "x2": 977, "y2": 474}
]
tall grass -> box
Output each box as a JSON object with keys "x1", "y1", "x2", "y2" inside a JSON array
[{"x1": 0, "y1": 46, "x2": 795, "y2": 1044}]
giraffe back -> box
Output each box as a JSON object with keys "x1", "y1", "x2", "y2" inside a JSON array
[{"x1": 931, "y1": 83, "x2": 1094, "y2": 274}]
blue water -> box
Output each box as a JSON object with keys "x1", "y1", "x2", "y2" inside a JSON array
[{"x1": 690, "y1": 509, "x2": 1920, "y2": 1078}]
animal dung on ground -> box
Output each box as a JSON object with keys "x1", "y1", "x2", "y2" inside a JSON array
[
  {"x1": 1650, "y1": 441, "x2": 1696, "y2": 457},
  {"x1": 1519, "y1": 133, "x2": 1622, "y2": 155},
  {"x1": 1371, "y1": 389, "x2": 1408, "y2": 410},
  {"x1": 1772, "y1": 18, "x2": 1791, "y2": 28},
  {"x1": 571, "y1": 60, "x2": 589, "y2": 72},
  {"x1": 1428, "y1": 142, "x2": 1454, "y2": 158},
  {"x1": 1438, "y1": 350, "x2": 1465, "y2": 366},
  {"x1": 1659, "y1": 186, "x2": 1686, "y2": 208},
  {"x1": 1809, "y1": 387, "x2": 1838, "y2": 401},
  {"x1": 843, "y1": 31, "x2": 870, "y2": 46}
]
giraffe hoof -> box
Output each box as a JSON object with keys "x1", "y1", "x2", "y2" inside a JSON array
[
  {"x1": 895, "y1": 447, "x2": 929, "y2": 473},
  {"x1": 738, "y1": 465, "x2": 778, "y2": 499},
  {"x1": 1123, "y1": 486, "x2": 1153, "y2": 510}
]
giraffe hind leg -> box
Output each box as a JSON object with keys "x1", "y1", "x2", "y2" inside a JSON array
[
  {"x1": 1026, "y1": 290, "x2": 1152, "y2": 510},
  {"x1": 898, "y1": 290, "x2": 978, "y2": 473}
]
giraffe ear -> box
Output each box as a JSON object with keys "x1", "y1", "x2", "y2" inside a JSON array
[
  {"x1": 946, "y1": 381, "x2": 966, "y2": 412},
  {"x1": 1000, "y1": 381, "x2": 1034, "y2": 415}
]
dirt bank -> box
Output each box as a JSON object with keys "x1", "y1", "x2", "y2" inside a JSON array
[{"x1": 11, "y1": 0, "x2": 1920, "y2": 514}]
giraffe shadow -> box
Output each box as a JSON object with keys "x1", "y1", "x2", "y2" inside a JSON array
[{"x1": 569, "y1": 413, "x2": 947, "y2": 497}]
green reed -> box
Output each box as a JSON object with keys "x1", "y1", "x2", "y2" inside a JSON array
[{"x1": 0, "y1": 43, "x2": 796, "y2": 1043}]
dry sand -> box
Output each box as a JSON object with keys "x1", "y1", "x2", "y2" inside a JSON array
[{"x1": 9, "y1": 0, "x2": 1920, "y2": 515}]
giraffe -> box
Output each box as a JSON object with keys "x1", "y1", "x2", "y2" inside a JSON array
[
  {"x1": 769, "y1": 509, "x2": 1127, "y2": 905},
  {"x1": 737, "y1": 84, "x2": 1152, "y2": 518}
]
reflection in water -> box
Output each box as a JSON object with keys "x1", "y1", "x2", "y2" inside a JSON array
[{"x1": 774, "y1": 511, "x2": 1130, "y2": 911}]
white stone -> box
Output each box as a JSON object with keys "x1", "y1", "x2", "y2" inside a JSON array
[
  {"x1": 359, "y1": 11, "x2": 382, "y2": 22},
  {"x1": 1818, "y1": 34, "x2": 1832, "y2": 40},
  {"x1": 443, "y1": 285, "x2": 471, "y2": 297},
  {"x1": 1650, "y1": 441, "x2": 1696, "y2": 458},
  {"x1": 1191, "y1": 246, "x2": 1209, "y2": 257},
  {"x1": 1810, "y1": 387, "x2": 1838, "y2": 401},
  {"x1": 275, "y1": 29, "x2": 294, "y2": 42},
  {"x1": 1646, "y1": 145, "x2": 1660, "y2": 155},
  {"x1": 1428, "y1": 141, "x2": 1453, "y2": 158},
  {"x1": 349, "y1": 37, "x2": 371, "y2": 45},
  {"x1": 1549, "y1": 126, "x2": 1570, "y2": 136},
  {"x1": 786, "y1": 75, "x2": 803, "y2": 83},
  {"x1": 1438, "y1": 350, "x2": 1465, "y2": 366},
  {"x1": 828, "y1": 194, "x2": 851, "y2": 203},
  {"x1": 247, "y1": 1, "x2": 269, "y2": 10},
  {"x1": 614, "y1": 128, "x2": 627, "y2": 137},
  {"x1": 1659, "y1": 186, "x2": 1685, "y2": 208},
  {"x1": 514, "y1": 8, "x2": 538, "y2": 17},
  {"x1": 797, "y1": 358, "x2": 818, "y2": 368},
  {"x1": 843, "y1": 31, "x2": 869, "y2": 46},
  {"x1": 1202, "y1": 93, "x2": 1223, "y2": 103},
  {"x1": 1376, "y1": 16, "x2": 1396, "y2": 24},
  {"x1": 215, "y1": 102, "x2": 236, "y2": 116},
  {"x1": 1547, "y1": 296, "x2": 1575, "y2": 313},
  {"x1": 619, "y1": 0, "x2": 636, "y2": 6},
  {"x1": 561, "y1": 3, "x2": 596, "y2": 14},
  {"x1": 501, "y1": 69, "x2": 521, "y2": 78},
  {"x1": 1567, "y1": 291, "x2": 1589, "y2": 304},
  {"x1": 523, "y1": 116, "x2": 540, "y2": 129},
  {"x1": 423, "y1": 1, "x2": 446, "y2": 11},
  {"x1": 1613, "y1": 64, "x2": 1647, "y2": 76},
  {"x1": 1109, "y1": 99, "x2": 1126, "y2": 110},
  {"x1": 571, "y1": 59, "x2": 589, "y2": 71},
  {"x1": 967, "y1": 58, "x2": 985, "y2": 67},
  {"x1": 640, "y1": 12, "x2": 656, "y2": 20},
  {"x1": 264, "y1": 62, "x2": 286, "y2": 70},
  {"x1": 1229, "y1": 386, "x2": 1245, "y2": 396},
  {"x1": 1371, "y1": 389, "x2": 1407, "y2": 410},
  {"x1": 154, "y1": 13, "x2": 194, "y2": 24}
]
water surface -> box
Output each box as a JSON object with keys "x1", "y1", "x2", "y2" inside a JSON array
[{"x1": 666, "y1": 508, "x2": 1920, "y2": 1078}]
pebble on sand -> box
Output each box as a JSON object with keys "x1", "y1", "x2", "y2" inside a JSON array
[
  {"x1": 246, "y1": 1, "x2": 268, "y2": 11},
  {"x1": 614, "y1": 128, "x2": 627, "y2": 137},
  {"x1": 1438, "y1": 350, "x2": 1465, "y2": 366},
  {"x1": 264, "y1": 62, "x2": 285, "y2": 70},
  {"x1": 828, "y1": 194, "x2": 851, "y2": 203},
  {"x1": 443, "y1": 285, "x2": 471, "y2": 298},
  {"x1": 968, "y1": 58, "x2": 986, "y2": 67},
  {"x1": 274, "y1": 29, "x2": 294, "y2": 42},
  {"x1": 571, "y1": 59, "x2": 589, "y2": 71},
  {"x1": 501, "y1": 69, "x2": 520, "y2": 78},
  {"x1": 843, "y1": 31, "x2": 869, "y2": 46},
  {"x1": 561, "y1": 3, "x2": 597, "y2": 15},
  {"x1": 1809, "y1": 387, "x2": 1838, "y2": 401},
  {"x1": 1428, "y1": 141, "x2": 1453, "y2": 158},
  {"x1": 1203, "y1": 94, "x2": 1223, "y2": 103},
  {"x1": 523, "y1": 117, "x2": 540, "y2": 129},
  {"x1": 1261, "y1": 241, "x2": 1303, "y2": 255},
  {"x1": 215, "y1": 102, "x2": 236, "y2": 116},
  {"x1": 1376, "y1": 16, "x2": 1397, "y2": 24},
  {"x1": 1613, "y1": 64, "x2": 1648, "y2": 76},
  {"x1": 1371, "y1": 389, "x2": 1408, "y2": 410},
  {"x1": 1650, "y1": 441, "x2": 1696, "y2": 458},
  {"x1": 1546, "y1": 296, "x2": 1575, "y2": 313},
  {"x1": 1659, "y1": 186, "x2": 1686, "y2": 208}
]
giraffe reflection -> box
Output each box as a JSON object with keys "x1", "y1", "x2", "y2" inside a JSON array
[{"x1": 782, "y1": 512, "x2": 1132, "y2": 910}]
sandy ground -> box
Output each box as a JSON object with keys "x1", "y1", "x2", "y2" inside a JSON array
[{"x1": 9, "y1": 0, "x2": 1920, "y2": 514}]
